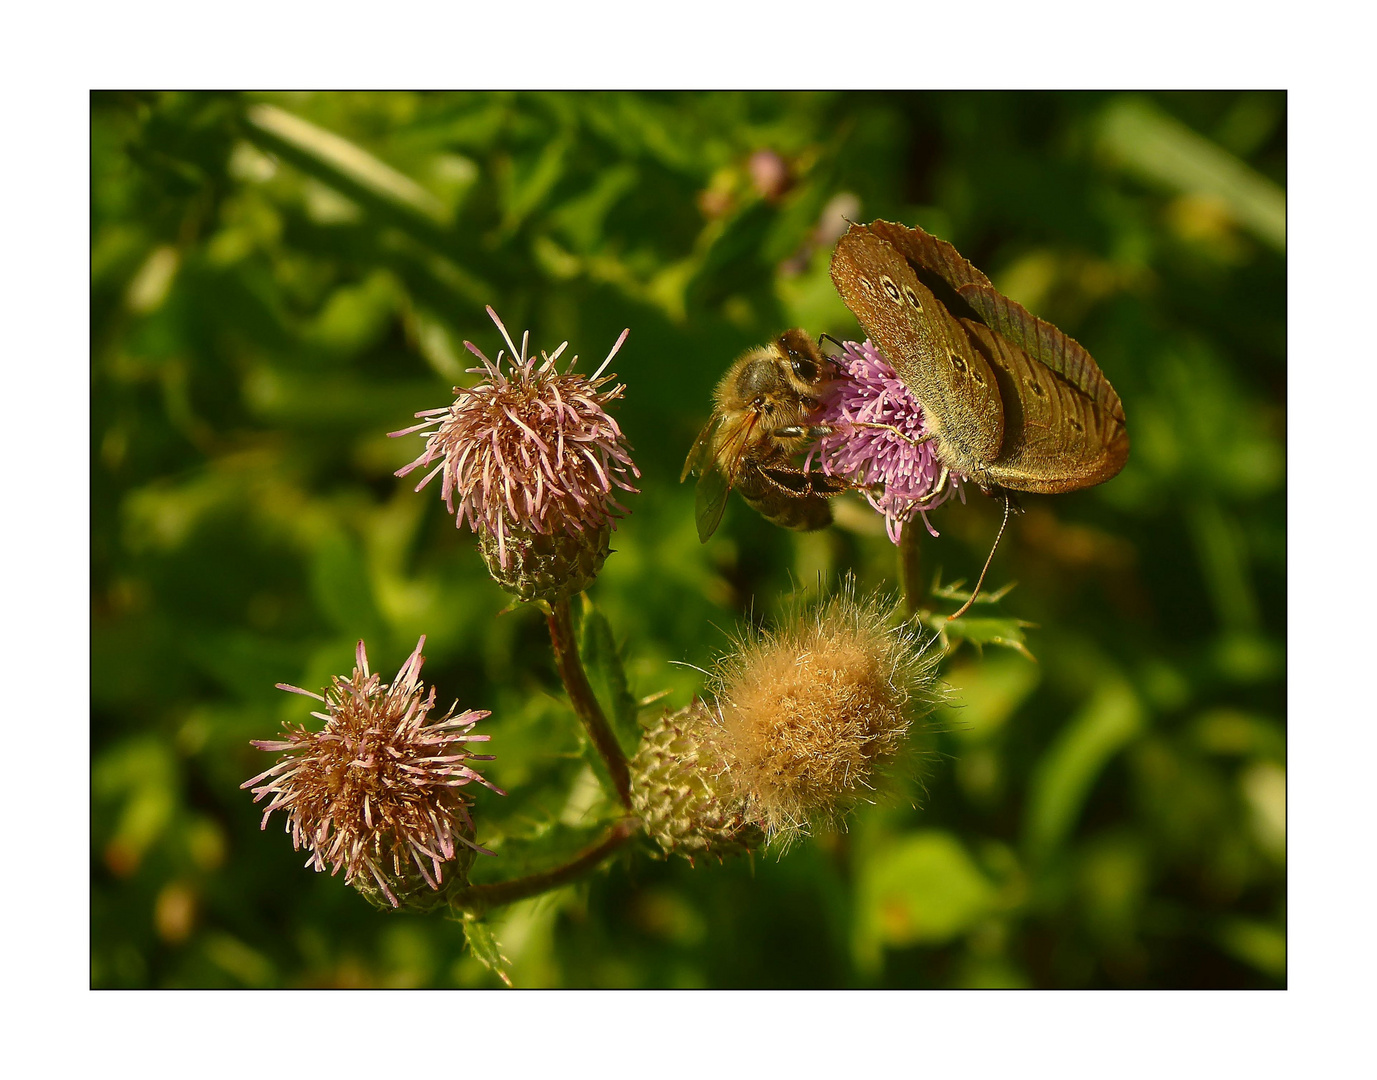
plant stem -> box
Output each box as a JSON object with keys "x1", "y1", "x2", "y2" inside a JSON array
[
  {"x1": 451, "y1": 819, "x2": 638, "y2": 917},
  {"x1": 899, "y1": 524, "x2": 922, "y2": 619},
  {"x1": 547, "y1": 595, "x2": 633, "y2": 810}
]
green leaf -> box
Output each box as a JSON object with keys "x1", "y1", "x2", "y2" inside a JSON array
[
  {"x1": 577, "y1": 594, "x2": 639, "y2": 754},
  {"x1": 497, "y1": 136, "x2": 571, "y2": 237},
  {"x1": 853, "y1": 831, "x2": 999, "y2": 973},
  {"x1": 245, "y1": 103, "x2": 452, "y2": 229},
  {"x1": 480, "y1": 820, "x2": 610, "y2": 881},
  {"x1": 1097, "y1": 97, "x2": 1285, "y2": 252},
  {"x1": 1025, "y1": 678, "x2": 1144, "y2": 861},
  {"x1": 548, "y1": 163, "x2": 638, "y2": 252},
  {"x1": 460, "y1": 917, "x2": 513, "y2": 987},
  {"x1": 938, "y1": 614, "x2": 1036, "y2": 661}
]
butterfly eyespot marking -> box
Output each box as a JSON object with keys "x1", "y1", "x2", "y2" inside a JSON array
[
  {"x1": 859, "y1": 277, "x2": 876, "y2": 295},
  {"x1": 1027, "y1": 378, "x2": 1046, "y2": 397},
  {"x1": 880, "y1": 275, "x2": 902, "y2": 304},
  {"x1": 1068, "y1": 418, "x2": 1084, "y2": 432},
  {"x1": 947, "y1": 349, "x2": 968, "y2": 374},
  {"x1": 971, "y1": 369, "x2": 985, "y2": 385},
  {"x1": 903, "y1": 285, "x2": 922, "y2": 310}
]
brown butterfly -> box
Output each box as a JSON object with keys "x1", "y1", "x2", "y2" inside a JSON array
[{"x1": 829, "y1": 220, "x2": 1129, "y2": 613}]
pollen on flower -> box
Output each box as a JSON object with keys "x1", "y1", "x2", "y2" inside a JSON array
[
  {"x1": 389, "y1": 307, "x2": 639, "y2": 594},
  {"x1": 808, "y1": 339, "x2": 965, "y2": 543},
  {"x1": 708, "y1": 586, "x2": 939, "y2": 847},
  {"x1": 242, "y1": 636, "x2": 503, "y2": 910}
]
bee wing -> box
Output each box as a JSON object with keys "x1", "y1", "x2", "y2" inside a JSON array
[
  {"x1": 692, "y1": 411, "x2": 761, "y2": 542},
  {"x1": 681, "y1": 415, "x2": 722, "y2": 483},
  {"x1": 694, "y1": 466, "x2": 731, "y2": 542}
]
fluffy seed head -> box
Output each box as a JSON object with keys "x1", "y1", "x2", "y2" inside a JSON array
[
  {"x1": 390, "y1": 306, "x2": 638, "y2": 595},
  {"x1": 708, "y1": 586, "x2": 938, "y2": 847},
  {"x1": 808, "y1": 339, "x2": 966, "y2": 543},
  {"x1": 242, "y1": 636, "x2": 503, "y2": 910}
]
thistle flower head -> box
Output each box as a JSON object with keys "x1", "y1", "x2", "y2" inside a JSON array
[
  {"x1": 242, "y1": 636, "x2": 503, "y2": 910},
  {"x1": 390, "y1": 306, "x2": 639, "y2": 599},
  {"x1": 808, "y1": 339, "x2": 966, "y2": 543},
  {"x1": 708, "y1": 585, "x2": 939, "y2": 847}
]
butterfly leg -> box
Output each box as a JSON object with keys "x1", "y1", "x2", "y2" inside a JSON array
[
  {"x1": 847, "y1": 421, "x2": 935, "y2": 446},
  {"x1": 917, "y1": 464, "x2": 951, "y2": 506}
]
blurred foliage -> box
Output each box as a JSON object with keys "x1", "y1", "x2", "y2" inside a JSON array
[{"x1": 91, "y1": 90, "x2": 1285, "y2": 988}]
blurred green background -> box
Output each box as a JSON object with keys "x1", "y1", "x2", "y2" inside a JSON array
[{"x1": 91, "y1": 90, "x2": 1285, "y2": 988}]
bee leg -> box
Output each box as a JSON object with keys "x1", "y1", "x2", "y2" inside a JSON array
[
  {"x1": 757, "y1": 462, "x2": 848, "y2": 498},
  {"x1": 773, "y1": 423, "x2": 836, "y2": 440}
]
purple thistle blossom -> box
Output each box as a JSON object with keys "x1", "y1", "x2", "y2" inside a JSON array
[
  {"x1": 242, "y1": 636, "x2": 503, "y2": 909},
  {"x1": 389, "y1": 307, "x2": 639, "y2": 570},
  {"x1": 808, "y1": 339, "x2": 965, "y2": 543}
]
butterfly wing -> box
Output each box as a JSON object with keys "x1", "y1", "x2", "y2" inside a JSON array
[
  {"x1": 841, "y1": 220, "x2": 1128, "y2": 493},
  {"x1": 830, "y1": 224, "x2": 1005, "y2": 466},
  {"x1": 956, "y1": 281, "x2": 1127, "y2": 426},
  {"x1": 963, "y1": 320, "x2": 1129, "y2": 493}
]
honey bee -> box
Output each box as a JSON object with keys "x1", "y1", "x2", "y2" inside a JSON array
[{"x1": 680, "y1": 329, "x2": 849, "y2": 542}]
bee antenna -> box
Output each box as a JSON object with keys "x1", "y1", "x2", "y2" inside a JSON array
[
  {"x1": 818, "y1": 333, "x2": 844, "y2": 351},
  {"x1": 946, "y1": 492, "x2": 1017, "y2": 622}
]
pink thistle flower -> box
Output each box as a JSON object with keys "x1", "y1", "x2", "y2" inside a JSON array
[
  {"x1": 390, "y1": 307, "x2": 639, "y2": 581},
  {"x1": 242, "y1": 636, "x2": 503, "y2": 910},
  {"x1": 808, "y1": 339, "x2": 966, "y2": 543}
]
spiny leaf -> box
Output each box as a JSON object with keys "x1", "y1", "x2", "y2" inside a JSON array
[{"x1": 460, "y1": 916, "x2": 512, "y2": 987}]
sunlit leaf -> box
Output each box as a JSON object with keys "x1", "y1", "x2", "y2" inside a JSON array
[
  {"x1": 1025, "y1": 678, "x2": 1145, "y2": 861},
  {"x1": 854, "y1": 831, "x2": 999, "y2": 972},
  {"x1": 246, "y1": 103, "x2": 452, "y2": 228},
  {"x1": 1097, "y1": 97, "x2": 1285, "y2": 252}
]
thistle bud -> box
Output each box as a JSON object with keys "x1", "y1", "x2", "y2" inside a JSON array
[
  {"x1": 476, "y1": 513, "x2": 611, "y2": 603},
  {"x1": 391, "y1": 306, "x2": 638, "y2": 603},
  {"x1": 242, "y1": 637, "x2": 503, "y2": 911},
  {"x1": 630, "y1": 700, "x2": 764, "y2": 862},
  {"x1": 709, "y1": 587, "x2": 939, "y2": 847}
]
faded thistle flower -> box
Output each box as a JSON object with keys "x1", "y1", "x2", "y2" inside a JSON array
[
  {"x1": 630, "y1": 699, "x2": 764, "y2": 863},
  {"x1": 707, "y1": 585, "x2": 939, "y2": 848},
  {"x1": 808, "y1": 339, "x2": 966, "y2": 543},
  {"x1": 242, "y1": 636, "x2": 503, "y2": 911},
  {"x1": 390, "y1": 306, "x2": 639, "y2": 602}
]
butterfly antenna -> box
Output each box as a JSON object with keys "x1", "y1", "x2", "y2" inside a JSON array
[{"x1": 947, "y1": 492, "x2": 1015, "y2": 622}]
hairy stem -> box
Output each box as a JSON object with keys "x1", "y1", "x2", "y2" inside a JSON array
[
  {"x1": 899, "y1": 524, "x2": 922, "y2": 619},
  {"x1": 547, "y1": 595, "x2": 633, "y2": 809},
  {"x1": 451, "y1": 819, "x2": 638, "y2": 917}
]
